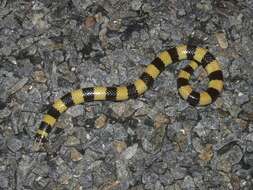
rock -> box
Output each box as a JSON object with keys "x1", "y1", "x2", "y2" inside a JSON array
[
  {"x1": 59, "y1": 175, "x2": 71, "y2": 185},
  {"x1": 71, "y1": 0, "x2": 95, "y2": 11},
  {"x1": 0, "y1": 107, "x2": 11, "y2": 119},
  {"x1": 116, "y1": 160, "x2": 129, "y2": 180},
  {"x1": 217, "y1": 145, "x2": 243, "y2": 173},
  {"x1": 182, "y1": 175, "x2": 195, "y2": 189},
  {"x1": 95, "y1": 114, "x2": 107, "y2": 128},
  {"x1": 198, "y1": 144, "x2": 213, "y2": 161},
  {"x1": 109, "y1": 102, "x2": 127, "y2": 118},
  {"x1": 131, "y1": 0, "x2": 143, "y2": 11},
  {"x1": 84, "y1": 16, "x2": 96, "y2": 29},
  {"x1": 65, "y1": 136, "x2": 80, "y2": 146},
  {"x1": 70, "y1": 148, "x2": 82, "y2": 161},
  {"x1": 32, "y1": 13, "x2": 49, "y2": 31},
  {"x1": 33, "y1": 70, "x2": 47, "y2": 83},
  {"x1": 121, "y1": 143, "x2": 138, "y2": 160},
  {"x1": 235, "y1": 92, "x2": 249, "y2": 105},
  {"x1": 142, "y1": 172, "x2": 159, "y2": 189},
  {"x1": 215, "y1": 32, "x2": 228, "y2": 49},
  {"x1": 113, "y1": 140, "x2": 127, "y2": 154},
  {"x1": 177, "y1": 9, "x2": 186, "y2": 16},
  {"x1": 66, "y1": 105, "x2": 84, "y2": 117},
  {"x1": 171, "y1": 166, "x2": 187, "y2": 180},
  {"x1": 239, "y1": 101, "x2": 253, "y2": 121},
  {"x1": 0, "y1": 173, "x2": 8, "y2": 188},
  {"x1": 7, "y1": 137, "x2": 23, "y2": 152},
  {"x1": 154, "y1": 113, "x2": 171, "y2": 129},
  {"x1": 7, "y1": 77, "x2": 28, "y2": 95}
]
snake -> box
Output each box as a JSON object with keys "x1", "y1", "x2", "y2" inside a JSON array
[{"x1": 34, "y1": 45, "x2": 224, "y2": 144}]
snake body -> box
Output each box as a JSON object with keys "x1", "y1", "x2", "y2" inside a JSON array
[{"x1": 35, "y1": 45, "x2": 224, "y2": 144}]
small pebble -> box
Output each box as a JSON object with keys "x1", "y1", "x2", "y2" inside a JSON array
[
  {"x1": 32, "y1": 13, "x2": 48, "y2": 30},
  {"x1": 121, "y1": 143, "x2": 138, "y2": 160},
  {"x1": 7, "y1": 138, "x2": 23, "y2": 152},
  {"x1": 33, "y1": 70, "x2": 47, "y2": 83},
  {"x1": 116, "y1": 160, "x2": 129, "y2": 180},
  {"x1": 198, "y1": 144, "x2": 213, "y2": 161},
  {"x1": 59, "y1": 175, "x2": 70, "y2": 185},
  {"x1": 182, "y1": 175, "x2": 195, "y2": 189},
  {"x1": 110, "y1": 102, "x2": 127, "y2": 117},
  {"x1": 0, "y1": 174, "x2": 8, "y2": 188},
  {"x1": 177, "y1": 9, "x2": 186, "y2": 16},
  {"x1": 66, "y1": 105, "x2": 84, "y2": 117},
  {"x1": 131, "y1": 0, "x2": 143, "y2": 11},
  {"x1": 95, "y1": 114, "x2": 107, "y2": 128},
  {"x1": 216, "y1": 32, "x2": 229, "y2": 49},
  {"x1": 65, "y1": 136, "x2": 80, "y2": 146},
  {"x1": 84, "y1": 16, "x2": 96, "y2": 29},
  {"x1": 154, "y1": 113, "x2": 171, "y2": 129},
  {"x1": 70, "y1": 148, "x2": 82, "y2": 161},
  {"x1": 7, "y1": 77, "x2": 28, "y2": 95},
  {"x1": 113, "y1": 140, "x2": 127, "y2": 153},
  {"x1": 0, "y1": 107, "x2": 10, "y2": 119}
]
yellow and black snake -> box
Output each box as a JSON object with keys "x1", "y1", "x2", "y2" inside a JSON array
[{"x1": 35, "y1": 45, "x2": 224, "y2": 144}]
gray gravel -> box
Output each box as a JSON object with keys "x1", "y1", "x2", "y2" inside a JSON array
[{"x1": 0, "y1": 0, "x2": 253, "y2": 189}]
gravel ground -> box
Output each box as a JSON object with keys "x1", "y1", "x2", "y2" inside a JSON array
[{"x1": 0, "y1": 0, "x2": 253, "y2": 189}]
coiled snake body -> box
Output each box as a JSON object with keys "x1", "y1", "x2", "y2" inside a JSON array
[{"x1": 35, "y1": 45, "x2": 224, "y2": 144}]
